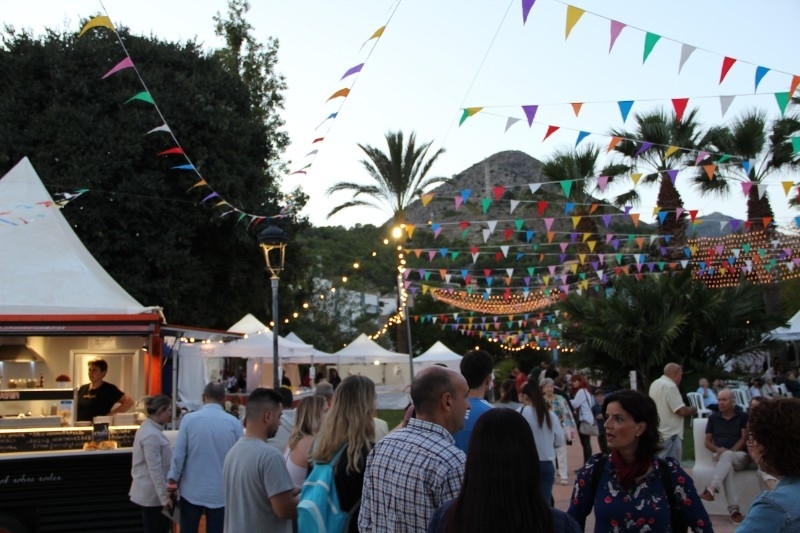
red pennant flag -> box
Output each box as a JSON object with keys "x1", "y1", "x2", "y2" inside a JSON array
[
  {"x1": 543, "y1": 125, "x2": 560, "y2": 141},
  {"x1": 495, "y1": 252, "x2": 503, "y2": 262},
  {"x1": 720, "y1": 56, "x2": 736, "y2": 84},
  {"x1": 157, "y1": 147, "x2": 184, "y2": 156},
  {"x1": 493, "y1": 185, "x2": 505, "y2": 199},
  {"x1": 459, "y1": 221, "x2": 470, "y2": 231},
  {"x1": 671, "y1": 98, "x2": 689, "y2": 122},
  {"x1": 689, "y1": 210, "x2": 699, "y2": 222},
  {"x1": 537, "y1": 201, "x2": 548, "y2": 217}
]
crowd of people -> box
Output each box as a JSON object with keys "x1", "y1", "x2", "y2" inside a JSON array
[{"x1": 126, "y1": 355, "x2": 800, "y2": 533}]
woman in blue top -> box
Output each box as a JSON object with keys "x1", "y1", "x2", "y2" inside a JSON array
[
  {"x1": 567, "y1": 390, "x2": 712, "y2": 533},
  {"x1": 737, "y1": 397, "x2": 800, "y2": 532},
  {"x1": 428, "y1": 408, "x2": 579, "y2": 533}
]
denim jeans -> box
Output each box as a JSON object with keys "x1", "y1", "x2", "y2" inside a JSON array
[
  {"x1": 540, "y1": 460, "x2": 556, "y2": 503},
  {"x1": 140, "y1": 505, "x2": 171, "y2": 533},
  {"x1": 179, "y1": 497, "x2": 225, "y2": 533}
]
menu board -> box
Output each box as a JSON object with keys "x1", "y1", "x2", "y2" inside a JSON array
[{"x1": 0, "y1": 429, "x2": 90, "y2": 452}]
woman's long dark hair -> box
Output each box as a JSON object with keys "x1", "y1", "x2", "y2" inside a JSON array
[
  {"x1": 602, "y1": 389, "x2": 662, "y2": 461},
  {"x1": 522, "y1": 378, "x2": 553, "y2": 429},
  {"x1": 445, "y1": 409, "x2": 553, "y2": 533}
]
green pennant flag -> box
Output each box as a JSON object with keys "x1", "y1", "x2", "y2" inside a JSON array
[
  {"x1": 125, "y1": 91, "x2": 154, "y2": 105},
  {"x1": 775, "y1": 92, "x2": 790, "y2": 116},
  {"x1": 791, "y1": 137, "x2": 800, "y2": 155},
  {"x1": 481, "y1": 198, "x2": 492, "y2": 214},
  {"x1": 560, "y1": 180, "x2": 573, "y2": 198},
  {"x1": 515, "y1": 219, "x2": 524, "y2": 231},
  {"x1": 643, "y1": 32, "x2": 662, "y2": 63}
]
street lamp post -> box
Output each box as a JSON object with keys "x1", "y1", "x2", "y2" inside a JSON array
[{"x1": 258, "y1": 225, "x2": 288, "y2": 390}]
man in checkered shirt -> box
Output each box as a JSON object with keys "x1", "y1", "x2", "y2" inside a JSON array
[{"x1": 358, "y1": 366, "x2": 469, "y2": 532}]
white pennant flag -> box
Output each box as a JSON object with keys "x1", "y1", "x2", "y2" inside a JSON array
[
  {"x1": 509, "y1": 199, "x2": 520, "y2": 214},
  {"x1": 482, "y1": 229, "x2": 492, "y2": 242},
  {"x1": 757, "y1": 183, "x2": 769, "y2": 199},
  {"x1": 505, "y1": 117, "x2": 521, "y2": 133},
  {"x1": 500, "y1": 246, "x2": 509, "y2": 258},
  {"x1": 528, "y1": 183, "x2": 541, "y2": 194},
  {"x1": 678, "y1": 44, "x2": 696, "y2": 73},
  {"x1": 486, "y1": 220, "x2": 498, "y2": 233}
]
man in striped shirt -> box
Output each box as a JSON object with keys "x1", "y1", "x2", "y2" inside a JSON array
[{"x1": 358, "y1": 366, "x2": 469, "y2": 532}]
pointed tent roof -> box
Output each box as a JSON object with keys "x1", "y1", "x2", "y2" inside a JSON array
[
  {"x1": 332, "y1": 333, "x2": 409, "y2": 364},
  {"x1": 767, "y1": 310, "x2": 800, "y2": 341},
  {"x1": 413, "y1": 341, "x2": 463, "y2": 370},
  {"x1": 284, "y1": 332, "x2": 307, "y2": 345},
  {"x1": 0, "y1": 157, "x2": 157, "y2": 315}
]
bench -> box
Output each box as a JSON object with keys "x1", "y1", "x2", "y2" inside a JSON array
[{"x1": 691, "y1": 417, "x2": 760, "y2": 515}]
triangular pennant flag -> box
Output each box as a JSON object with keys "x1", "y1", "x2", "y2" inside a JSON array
[
  {"x1": 421, "y1": 193, "x2": 434, "y2": 206},
  {"x1": 565, "y1": 6, "x2": 585, "y2": 39},
  {"x1": 461, "y1": 189, "x2": 472, "y2": 203},
  {"x1": 609, "y1": 20, "x2": 626, "y2": 52},
  {"x1": 643, "y1": 32, "x2": 662, "y2": 63},
  {"x1": 635, "y1": 142, "x2": 654, "y2": 156},
  {"x1": 703, "y1": 164, "x2": 716, "y2": 179},
  {"x1": 607, "y1": 136, "x2": 622, "y2": 152},
  {"x1": 326, "y1": 88, "x2": 350, "y2": 101},
  {"x1": 537, "y1": 201, "x2": 548, "y2": 216},
  {"x1": 671, "y1": 98, "x2": 689, "y2": 122},
  {"x1": 510, "y1": 199, "x2": 521, "y2": 214},
  {"x1": 79, "y1": 15, "x2": 115, "y2": 36},
  {"x1": 782, "y1": 181, "x2": 794, "y2": 196},
  {"x1": 522, "y1": 105, "x2": 538, "y2": 126},
  {"x1": 720, "y1": 56, "x2": 736, "y2": 84},
  {"x1": 665, "y1": 146, "x2": 680, "y2": 159},
  {"x1": 147, "y1": 124, "x2": 171, "y2": 135},
  {"x1": 575, "y1": 131, "x2": 590, "y2": 146},
  {"x1": 791, "y1": 137, "x2": 800, "y2": 155},
  {"x1": 459, "y1": 107, "x2": 483, "y2": 126},
  {"x1": 695, "y1": 151, "x2": 710, "y2": 165},
  {"x1": 493, "y1": 185, "x2": 505, "y2": 199},
  {"x1": 719, "y1": 95, "x2": 735, "y2": 117},
  {"x1": 341, "y1": 63, "x2": 364, "y2": 80},
  {"x1": 102, "y1": 57, "x2": 134, "y2": 79},
  {"x1": 560, "y1": 180, "x2": 573, "y2": 197},
  {"x1": 543, "y1": 125, "x2": 559, "y2": 141},
  {"x1": 505, "y1": 117, "x2": 521, "y2": 132},
  {"x1": 158, "y1": 147, "x2": 184, "y2": 156},
  {"x1": 189, "y1": 179, "x2": 207, "y2": 190},
  {"x1": 597, "y1": 175, "x2": 609, "y2": 192},
  {"x1": 775, "y1": 92, "x2": 790, "y2": 116},
  {"x1": 618, "y1": 101, "x2": 633, "y2": 122},
  {"x1": 631, "y1": 173, "x2": 642, "y2": 186},
  {"x1": 481, "y1": 198, "x2": 492, "y2": 214},
  {"x1": 529, "y1": 183, "x2": 541, "y2": 195},
  {"x1": 678, "y1": 44, "x2": 696, "y2": 73},
  {"x1": 665, "y1": 169, "x2": 678, "y2": 184},
  {"x1": 755, "y1": 66, "x2": 770, "y2": 92},
  {"x1": 571, "y1": 102, "x2": 583, "y2": 116},
  {"x1": 757, "y1": 183, "x2": 768, "y2": 199},
  {"x1": 125, "y1": 91, "x2": 154, "y2": 105},
  {"x1": 522, "y1": 0, "x2": 536, "y2": 24},
  {"x1": 791, "y1": 75, "x2": 800, "y2": 97}
]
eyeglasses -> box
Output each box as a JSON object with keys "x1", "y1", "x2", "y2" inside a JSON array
[{"x1": 746, "y1": 432, "x2": 757, "y2": 446}]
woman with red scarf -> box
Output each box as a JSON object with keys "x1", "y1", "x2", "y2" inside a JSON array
[{"x1": 567, "y1": 390, "x2": 713, "y2": 532}]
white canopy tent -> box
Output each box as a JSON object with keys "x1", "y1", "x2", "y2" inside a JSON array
[
  {"x1": 767, "y1": 310, "x2": 800, "y2": 341},
  {"x1": 332, "y1": 334, "x2": 411, "y2": 387},
  {"x1": 413, "y1": 341, "x2": 463, "y2": 371}
]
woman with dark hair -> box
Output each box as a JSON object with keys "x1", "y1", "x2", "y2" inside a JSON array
[
  {"x1": 737, "y1": 397, "x2": 800, "y2": 532},
  {"x1": 427, "y1": 408, "x2": 579, "y2": 533},
  {"x1": 570, "y1": 373, "x2": 596, "y2": 463},
  {"x1": 568, "y1": 390, "x2": 712, "y2": 533},
  {"x1": 494, "y1": 378, "x2": 522, "y2": 410},
  {"x1": 520, "y1": 379, "x2": 564, "y2": 501}
]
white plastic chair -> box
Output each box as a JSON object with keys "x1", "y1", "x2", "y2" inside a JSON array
[
  {"x1": 687, "y1": 392, "x2": 712, "y2": 424},
  {"x1": 733, "y1": 388, "x2": 751, "y2": 411},
  {"x1": 776, "y1": 383, "x2": 789, "y2": 397}
]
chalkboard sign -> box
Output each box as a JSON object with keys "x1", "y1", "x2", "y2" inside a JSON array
[
  {"x1": 0, "y1": 429, "x2": 90, "y2": 452},
  {"x1": 109, "y1": 427, "x2": 136, "y2": 449}
]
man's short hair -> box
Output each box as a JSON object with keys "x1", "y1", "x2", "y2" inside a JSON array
[
  {"x1": 315, "y1": 381, "x2": 334, "y2": 402},
  {"x1": 88, "y1": 359, "x2": 108, "y2": 372},
  {"x1": 459, "y1": 350, "x2": 493, "y2": 389},
  {"x1": 411, "y1": 367, "x2": 455, "y2": 417},
  {"x1": 245, "y1": 388, "x2": 284, "y2": 422},
  {"x1": 204, "y1": 382, "x2": 227, "y2": 403}
]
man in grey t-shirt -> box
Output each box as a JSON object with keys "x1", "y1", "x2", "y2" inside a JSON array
[{"x1": 223, "y1": 388, "x2": 297, "y2": 533}]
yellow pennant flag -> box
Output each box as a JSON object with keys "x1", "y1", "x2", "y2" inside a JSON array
[
  {"x1": 570, "y1": 263, "x2": 578, "y2": 274},
  {"x1": 652, "y1": 205, "x2": 661, "y2": 217},
  {"x1": 571, "y1": 216, "x2": 581, "y2": 229},
  {"x1": 665, "y1": 145, "x2": 680, "y2": 158},
  {"x1": 582, "y1": 232, "x2": 591, "y2": 242},
  {"x1": 587, "y1": 241, "x2": 597, "y2": 252},
  {"x1": 422, "y1": 284, "x2": 430, "y2": 295},
  {"x1": 368, "y1": 26, "x2": 385, "y2": 40},
  {"x1": 631, "y1": 173, "x2": 642, "y2": 186},
  {"x1": 421, "y1": 193, "x2": 434, "y2": 206},
  {"x1": 578, "y1": 253, "x2": 586, "y2": 264},
  {"x1": 580, "y1": 280, "x2": 589, "y2": 291},
  {"x1": 543, "y1": 275, "x2": 551, "y2": 286},
  {"x1": 782, "y1": 181, "x2": 794, "y2": 196},
  {"x1": 405, "y1": 224, "x2": 416, "y2": 239},
  {"x1": 565, "y1": 6, "x2": 586, "y2": 39},
  {"x1": 79, "y1": 16, "x2": 115, "y2": 37}
]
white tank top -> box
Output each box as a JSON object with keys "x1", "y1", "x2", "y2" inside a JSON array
[{"x1": 284, "y1": 447, "x2": 308, "y2": 489}]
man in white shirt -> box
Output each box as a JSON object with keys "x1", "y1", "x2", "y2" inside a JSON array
[
  {"x1": 648, "y1": 363, "x2": 696, "y2": 464},
  {"x1": 697, "y1": 377, "x2": 719, "y2": 410}
]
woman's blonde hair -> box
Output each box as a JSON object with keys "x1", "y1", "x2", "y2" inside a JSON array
[
  {"x1": 312, "y1": 375, "x2": 376, "y2": 473},
  {"x1": 287, "y1": 395, "x2": 326, "y2": 451}
]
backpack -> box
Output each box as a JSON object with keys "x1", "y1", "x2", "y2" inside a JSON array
[{"x1": 297, "y1": 445, "x2": 350, "y2": 533}]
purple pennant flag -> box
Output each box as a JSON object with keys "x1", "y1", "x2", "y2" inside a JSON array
[
  {"x1": 341, "y1": 63, "x2": 364, "y2": 80},
  {"x1": 522, "y1": 105, "x2": 538, "y2": 126},
  {"x1": 601, "y1": 214, "x2": 612, "y2": 227},
  {"x1": 201, "y1": 192, "x2": 220, "y2": 204},
  {"x1": 522, "y1": 0, "x2": 536, "y2": 24},
  {"x1": 635, "y1": 142, "x2": 653, "y2": 156},
  {"x1": 665, "y1": 169, "x2": 678, "y2": 184}
]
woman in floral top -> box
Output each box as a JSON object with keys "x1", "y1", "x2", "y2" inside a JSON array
[
  {"x1": 567, "y1": 390, "x2": 713, "y2": 533},
  {"x1": 542, "y1": 377, "x2": 576, "y2": 485}
]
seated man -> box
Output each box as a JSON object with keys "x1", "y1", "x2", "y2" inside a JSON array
[
  {"x1": 700, "y1": 389, "x2": 750, "y2": 524},
  {"x1": 696, "y1": 378, "x2": 718, "y2": 411}
]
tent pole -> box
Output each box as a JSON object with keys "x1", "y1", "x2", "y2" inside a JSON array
[{"x1": 171, "y1": 336, "x2": 182, "y2": 430}]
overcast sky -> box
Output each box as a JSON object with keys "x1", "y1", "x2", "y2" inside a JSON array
[{"x1": 4, "y1": 0, "x2": 799, "y2": 230}]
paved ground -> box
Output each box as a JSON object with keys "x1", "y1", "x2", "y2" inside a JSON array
[{"x1": 552, "y1": 437, "x2": 738, "y2": 532}]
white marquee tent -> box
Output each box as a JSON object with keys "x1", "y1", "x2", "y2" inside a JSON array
[
  {"x1": 413, "y1": 341, "x2": 463, "y2": 371},
  {"x1": 332, "y1": 334, "x2": 411, "y2": 387},
  {"x1": 767, "y1": 309, "x2": 800, "y2": 341}
]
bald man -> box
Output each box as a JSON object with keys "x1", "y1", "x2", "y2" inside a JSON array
[{"x1": 648, "y1": 363, "x2": 696, "y2": 464}]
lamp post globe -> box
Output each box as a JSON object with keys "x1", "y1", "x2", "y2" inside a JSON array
[{"x1": 257, "y1": 225, "x2": 289, "y2": 389}]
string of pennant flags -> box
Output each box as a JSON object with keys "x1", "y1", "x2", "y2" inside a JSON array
[
  {"x1": 521, "y1": 0, "x2": 800, "y2": 92},
  {"x1": 78, "y1": 15, "x2": 297, "y2": 229},
  {"x1": 0, "y1": 190, "x2": 89, "y2": 227}
]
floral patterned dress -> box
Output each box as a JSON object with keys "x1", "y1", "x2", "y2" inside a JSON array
[
  {"x1": 547, "y1": 394, "x2": 577, "y2": 435},
  {"x1": 567, "y1": 453, "x2": 713, "y2": 533}
]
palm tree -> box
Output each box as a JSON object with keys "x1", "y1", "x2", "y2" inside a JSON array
[
  {"x1": 692, "y1": 109, "x2": 800, "y2": 231},
  {"x1": 326, "y1": 130, "x2": 449, "y2": 225},
  {"x1": 609, "y1": 109, "x2": 706, "y2": 256},
  {"x1": 326, "y1": 130, "x2": 448, "y2": 355}
]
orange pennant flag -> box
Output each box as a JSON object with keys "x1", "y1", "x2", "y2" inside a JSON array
[
  {"x1": 79, "y1": 15, "x2": 115, "y2": 36},
  {"x1": 762, "y1": 217, "x2": 773, "y2": 228},
  {"x1": 630, "y1": 213, "x2": 640, "y2": 227},
  {"x1": 189, "y1": 179, "x2": 207, "y2": 190},
  {"x1": 589, "y1": 203, "x2": 598, "y2": 214},
  {"x1": 791, "y1": 75, "x2": 800, "y2": 97},
  {"x1": 405, "y1": 224, "x2": 416, "y2": 239},
  {"x1": 571, "y1": 102, "x2": 583, "y2": 116},
  {"x1": 607, "y1": 136, "x2": 622, "y2": 152},
  {"x1": 703, "y1": 164, "x2": 716, "y2": 179},
  {"x1": 565, "y1": 6, "x2": 585, "y2": 39},
  {"x1": 635, "y1": 237, "x2": 645, "y2": 249},
  {"x1": 547, "y1": 231, "x2": 556, "y2": 243},
  {"x1": 327, "y1": 88, "x2": 350, "y2": 101}
]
